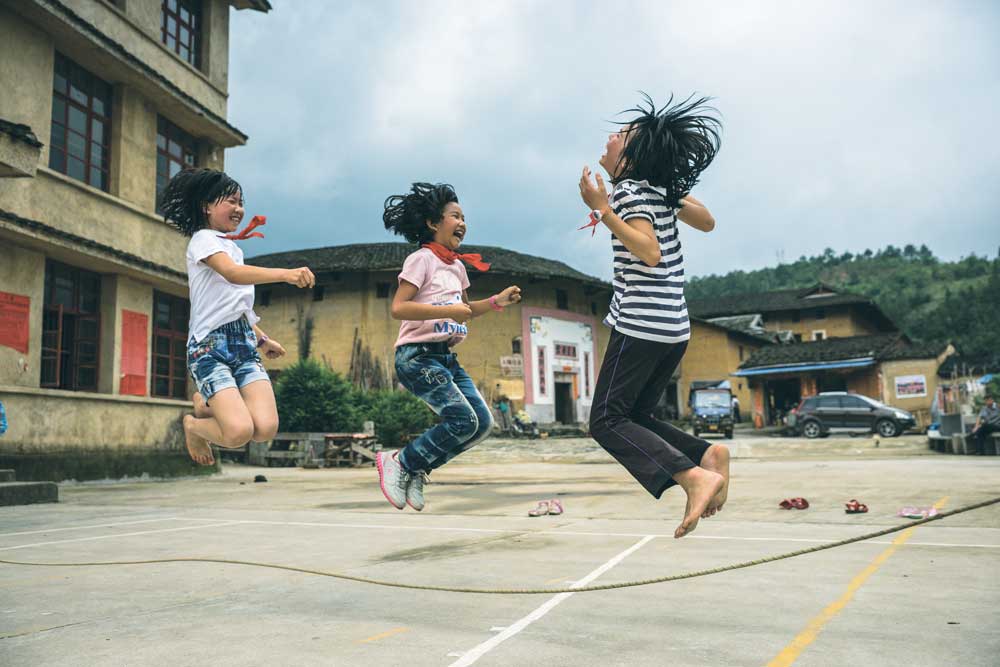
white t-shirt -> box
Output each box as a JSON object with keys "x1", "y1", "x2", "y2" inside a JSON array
[{"x1": 186, "y1": 229, "x2": 259, "y2": 344}]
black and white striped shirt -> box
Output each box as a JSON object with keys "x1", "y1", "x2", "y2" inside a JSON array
[{"x1": 604, "y1": 179, "x2": 690, "y2": 344}]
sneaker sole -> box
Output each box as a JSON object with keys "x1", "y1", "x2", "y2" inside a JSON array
[
  {"x1": 406, "y1": 498, "x2": 424, "y2": 512},
  {"x1": 376, "y1": 452, "x2": 405, "y2": 510}
]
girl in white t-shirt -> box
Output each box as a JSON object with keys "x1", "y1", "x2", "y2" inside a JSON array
[
  {"x1": 160, "y1": 169, "x2": 315, "y2": 466},
  {"x1": 375, "y1": 182, "x2": 522, "y2": 511}
]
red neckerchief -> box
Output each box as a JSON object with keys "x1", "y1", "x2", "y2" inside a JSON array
[
  {"x1": 220, "y1": 215, "x2": 266, "y2": 240},
  {"x1": 422, "y1": 242, "x2": 491, "y2": 272}
]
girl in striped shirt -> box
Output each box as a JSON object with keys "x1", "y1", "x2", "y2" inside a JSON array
[{"x1": 579, "y1": 94, "x2": 728, "y2": 539}]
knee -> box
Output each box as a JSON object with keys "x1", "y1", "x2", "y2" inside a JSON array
[
  {"x1": 475, "y1": 409, "x2": 494, "y2": 437},
  {"x1": 446, "y1": 408, "x2": 479, "y2": 440},
  {"x1": 253, "y1": 417, "x2": 279, "y2": 443},
  {"x1": 221, "y1": 421, "x2": 254, "y2": 448}
]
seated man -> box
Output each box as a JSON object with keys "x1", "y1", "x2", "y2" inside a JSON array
[{"x1": 971, "y1": 394, "x2": 1000, "y2": 454}]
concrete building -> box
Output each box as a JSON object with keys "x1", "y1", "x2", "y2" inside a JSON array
[
  {"x1": 0, "y1": 0, "x2": 270, "y2": 480},
  {"x1": 249, "y1": 243, "x2": 615, "y2": 425}
]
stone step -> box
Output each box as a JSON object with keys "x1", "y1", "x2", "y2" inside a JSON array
[
  {"x1": 0, "y1": 481, "x2": 59, "y2": 506},
  {"x1": 0, "y1": 469, "x2": 14, "y2": 482}
]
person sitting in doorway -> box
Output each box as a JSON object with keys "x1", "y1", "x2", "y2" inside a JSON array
[{"x1": 971, "y1": 394, "x2": 1000, "y2": 454}]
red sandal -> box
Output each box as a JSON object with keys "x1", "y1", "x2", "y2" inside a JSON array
[
  {"x1": 845, "y1": 499, "x2": 869, "y2": 514},
  {"x1": 779, "y1": 497, "x2": 810, "y2": 510}
]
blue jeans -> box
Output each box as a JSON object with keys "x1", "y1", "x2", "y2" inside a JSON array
[
  {"x1": 394, "y1": 343, "x2": 493, "y2": 473},
  {"x1": 187, "y1": 317, "x2": 270, "y2": 401}
]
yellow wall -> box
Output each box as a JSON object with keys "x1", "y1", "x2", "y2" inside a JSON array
[
  {"x1": 677, "y1": 321, "x2": 763, "y2": 417},
  {"x1": 254, "y1": 270, "x2": 614, "y2": 409},
  {"x1": 763, "y1": 305, "x2": 881, "y2": 340}
]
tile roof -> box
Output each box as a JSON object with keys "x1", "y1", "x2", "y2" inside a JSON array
[
  {"x1": 739, "y1": 333, "x2": 946, "y2": 369},
  {"x1": 248, "y1": 242, "x2": 611, "y2": 288},
  {"x1": 688, "y1": 284, "x2": 874, "y2": 318}
]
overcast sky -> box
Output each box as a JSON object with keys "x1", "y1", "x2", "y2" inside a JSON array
[{"x1": 224, "y1": 1, "x2": 1000, "y2": 282}]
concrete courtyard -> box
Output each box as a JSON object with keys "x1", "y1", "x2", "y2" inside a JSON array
[{"x1": 1, "y1": 432, "x2": 998, "y2": 666}]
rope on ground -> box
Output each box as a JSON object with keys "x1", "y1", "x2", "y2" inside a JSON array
[{"x1": 2, "y1": 496, "x2": 998, "y2": 595}]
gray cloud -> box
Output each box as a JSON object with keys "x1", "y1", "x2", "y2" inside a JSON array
[{"x1": 225, "y1": 0, "x2": 1000, "y2": 281}]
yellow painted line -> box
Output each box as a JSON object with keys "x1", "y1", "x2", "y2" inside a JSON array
[
  {"x1": 766, "y1": 496, "x2": 949, "y2": 667},
  {"x1": 358, "y1": 627, "x2": 410, "y2": 644}
]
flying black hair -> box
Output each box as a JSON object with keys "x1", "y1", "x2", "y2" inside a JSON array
[
  {"x1": 159, "y1": 168, "x2": 244, "y2": 236},
  {"x1": 382, "y1": 182, "x2": 459, "y2": 245},
  {"x1": 612, "y1": 93, "x2": 722, "y2": 207}
]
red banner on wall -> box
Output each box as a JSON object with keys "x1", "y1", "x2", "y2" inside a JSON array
[
  {"x1": 120, "y1": 310, "x2": 148, "y2": 396},
  {"x1": 0, "y1": 292, "x2": 30, "y2": 354}
]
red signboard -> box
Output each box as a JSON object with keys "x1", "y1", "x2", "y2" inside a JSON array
[
  {"x1": 120, "y1": 310, "x2": 148, "y2": 396},
  {"x1": 0, "y1": 292, "x2": 30, "y2": 354}
]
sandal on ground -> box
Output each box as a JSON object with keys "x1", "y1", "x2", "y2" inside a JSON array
[
  {"x1": 547, "y1": 499, "x2": 564, "y2": 515},
  {"x1": 779, "y1": 497, "x2": 810, "y2": 510},
  {"x1": 528, "y1": 501, "x2": 550, "y2": 517},
  {"x1": 844, "y1": 499, "x2": 868, "y2": 514}
]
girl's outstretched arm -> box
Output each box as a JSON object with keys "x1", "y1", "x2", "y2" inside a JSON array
[
  {"x1": 203, "y1": 252, "x2": 315, "y2": 287},
  {"x1": 464, "y1": 285, "x2": 522, "y2": 318},
  {"x1": 677, "y1": 195, "x2": 715, "y2": 232},
  {"x1": 391, "y1": 280, "x2": 472, "y2": 322}
]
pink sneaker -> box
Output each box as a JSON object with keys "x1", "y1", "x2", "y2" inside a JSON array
[{"x1": 376, "y1": 451, "x2": 409, "y2": 510}]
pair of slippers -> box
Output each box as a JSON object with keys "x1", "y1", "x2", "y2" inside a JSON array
[
  {"x1": 898, "y1": 506, "x2": 938, "y2": 519},
  {"x1": 528, "y1": 499, "x2": 564, "y2": 516},
  {"x1": 779, "y1": 497, "x2": 809, "y2": 510}
]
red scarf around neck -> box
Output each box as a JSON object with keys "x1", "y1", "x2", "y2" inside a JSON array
[
  {"x1": 422, "y1": 242, "x2": 491, "y2": 272},
  {"x1": 220, "y1": 215, "x2": 266, "y2": 240}
]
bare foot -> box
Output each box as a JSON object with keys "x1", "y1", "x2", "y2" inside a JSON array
[
  {"x1": 699, "y1": 444, "x2": 730, "y2": 518},
  {"x1": 193, "y1": 392, "x2": 213, "y2": 418},
  {"x1": 674, "y1": 468, "x2": 724, "y2": 539},
  {"x1": 183, "y1": 414, "x2": 215, "y2": 466}
]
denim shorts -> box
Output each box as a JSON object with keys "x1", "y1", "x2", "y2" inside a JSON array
[{"x1": 187, "y1": 317, "x2": 269, "y2": 400}]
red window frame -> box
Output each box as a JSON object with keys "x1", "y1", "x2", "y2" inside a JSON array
[
  {"x1": 152, "y1": 291, "x2": 190, "y2": 399},
  {"x1": 156, "y1": 116, "x2": 197, "y2": 211},
  {"x1": 554, "y1": 342, "x2": 578, "y2": 359},
  {"x1": 49, "y1": 53, "x2": 112, "y2": 191},
  {"x1": 41, "y1": 261, "x2": 102, "y2": 392},
  {"x1": 537, "y1": 346, "x2": 547, "y2": 396},
  {"x1": 161, "y1": 0, "x2": 202, "y2": 67}
]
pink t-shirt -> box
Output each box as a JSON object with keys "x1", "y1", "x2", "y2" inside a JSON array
[{"x1": 394, "y1": 248, "x2": 471, "y2": 348}]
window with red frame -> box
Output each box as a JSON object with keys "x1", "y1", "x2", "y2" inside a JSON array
[
  {"x1": 554, "y1": 342, "x2": 577, "y2": 359},
  {"x1": 49, "y1": 53, "x2": 112, "y2": 191},
  {"x1": 537, "y1": 347, "x2": 547, "y2": 396},
  {"x1": 156, "y1": 116, "x2": 197, "y2": 211},
  {"x1": 152, "y1": 291, "x2": 190, "y2": 399},
  {"x1": 161, "y1": 0, "x2": 202, "y2": 67},
  {"x1": 41, "y1": 261, "x2": 101, "y2": 392}
]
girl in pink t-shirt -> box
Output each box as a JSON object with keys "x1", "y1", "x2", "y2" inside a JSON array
[{"x1": 375, "y1": 182, "x2": 522, "y2": 511}]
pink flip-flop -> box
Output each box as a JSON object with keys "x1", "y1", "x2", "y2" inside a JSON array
[
  {"x1": 528, "y1": 501, "x2": 550, "y2": 517},
  {"x1": 547, "y1": 499, "x2": 564, "y2": 515}
]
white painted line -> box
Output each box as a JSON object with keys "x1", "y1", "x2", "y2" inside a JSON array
[
  {"x1": 0, "y1": 517, "x2": 179, "y2": 539},
  {"x1": 166, "y1": 516, "x2": 1000, "y2": 549},
  {"x1": 0, "y1": 522, "x2": 243, "y2": 552},
  {"x1": 447, "y1": 536, "x2": 656, "y2": 667}
]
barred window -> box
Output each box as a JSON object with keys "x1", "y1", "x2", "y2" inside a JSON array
[
  {"x1": 156, "y1": 116, "x2": 197, "y2": 211},
  {"x1": 161, "y1": 0, "x2": 202, "y2": 67},
  {"x1": 41, "y1": 261, "x2": 102, "y2": 392},
  {"x1": 50, "y1": 53, "x2": 112, "y2": 191},
  {"x1": 152, "y1": 291, "x2": 190, "y2": 399}
]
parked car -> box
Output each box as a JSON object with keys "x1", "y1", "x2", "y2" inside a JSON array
[
  {"x1": 690, "y1": 388, "x2": 734, "y2": 439},
  {"x1": 787, "y1": 391, "x2": 916, "y2": 439}
]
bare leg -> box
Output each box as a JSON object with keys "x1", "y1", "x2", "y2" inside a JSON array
[
  {"x1": 699, "y1": 444, "x2": 731, "y2": 518},
  {"x1": 672, "y1": 467, "x2": 724, "y2": 539},
  {"x1": 193, "y1": 392, "x2": 214, "y2": 418},
  {"x1": 182, "y1": 387, "x2": 255, "y2": 466},
  {"x1": 239, "y1": 380, "x2": 279, "y2": 442}
]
